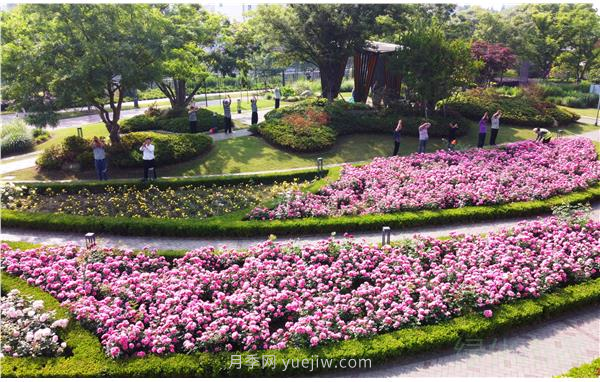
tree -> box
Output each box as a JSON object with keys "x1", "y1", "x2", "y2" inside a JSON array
[
  {"x1": 471, "y1": 41, "x2": 517, "y2": 84},
  {"x1": 1, "y1": 4, "x2": 166, "y2": 143},
  {"x1": 155, "y1": 5, "x2": 221, "y2": 109},
  {"x1": 555, "y1": 4, "x2": 600, "y2": 82},
  {"x1": 509, "y1": 4, "x2": 563, "y2": 78},
  {"x1": 252, "y1": 4, "x2": 381, "y2": 101},
  {"x1": 389, "y1": 20, "x2": 479, "y2": 117}
]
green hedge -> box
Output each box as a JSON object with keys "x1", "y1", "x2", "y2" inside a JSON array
[
  {"x1": 255, "y1": 119, "x2": 337, "y2": 152},
  {"x1": 18, "y1": 168, "x2": 328, "y2": 194},
  {"x1": 440, "y1": 88, "x2": 580, "y2": 127},
  {"x1": 121, "y1": 108, "x2": 225, "y2": 134},
  {"x1": 37, "y1": 133, "x2": 212, "y2": 171},
  {"x1": 558, "y1": 358, "x2": 600, "y2": 378},
  {"x1": 263, "y1": 98, "x2": 470, "y2": 139},
  {"x1": 2, "y1": 271, "x2": 599, "y2": 377},
  {"x1": 3, "y1": 184, "x2": 599, "y2": 238},
  {"x1": 108, "y1": 132, "x2": 212, "y2": 168}
]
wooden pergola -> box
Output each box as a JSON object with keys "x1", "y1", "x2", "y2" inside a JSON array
[{"x1": 353, "y1": 41, "x2": 402, "y2": 105}]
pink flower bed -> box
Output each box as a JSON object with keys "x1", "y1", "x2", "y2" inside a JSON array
[
  {"x1": 249, "y1": 138, "x2": 600, "y2": 220},
  {"x1": 2, "y1": 217, "x2": 598, "y2": 358}
]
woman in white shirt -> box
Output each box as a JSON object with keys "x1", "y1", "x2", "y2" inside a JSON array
[
  {"x1": 417, "y1": 122, "x2": 432, "y2": 154},
  {"x1": 489, "y1": 110, "x2": 502, "y2": 146},
  {"x1": 140, "y1": 137, "x2": 156, "y2": 181}
]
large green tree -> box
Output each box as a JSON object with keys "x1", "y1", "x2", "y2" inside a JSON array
[
  {"x1": 252, "y1": 4, "x2": 381, "y2": 101},
  {"x1": 1, "y1": 4, "x2": 166, "y2": 142},
  {"x1": 389, "y1": 20, "x2": 479, "y2": 117},
  {"x1": 555, "y1": 4, "x2": 600, "y2": 82},
  {"x1": 156, "y1": 5, "x2": 221, "y2": 109}
]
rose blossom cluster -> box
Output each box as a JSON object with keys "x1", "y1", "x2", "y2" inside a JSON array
[
  {"x1": 1, "y1": 217, "x2": 598, "y2": 359},
  {"x1": 0, "y1": 289, "x2": 68, "y2": 357},
  {"x1": 248, "y1": 138, "x2": 600, "y2": 220}
]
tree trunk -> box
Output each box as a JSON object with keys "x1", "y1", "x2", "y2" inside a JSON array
[
  {"x1": 108, "y1": 122, "x2": 121, "y2": 144},
  {"x1": 319, "y1": 58, "x2": 347, "y2": 101}
]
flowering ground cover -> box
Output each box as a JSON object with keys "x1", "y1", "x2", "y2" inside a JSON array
[
  {"x1": 1, "y1": 289, "x2": 69, "y2": 357},
  {"x1": 2, "y1": 216, "x2": 598, "y2": 359},
  {"x1": 2, "y1": 181, "x2": 305, "y2": 219},
  {"x1": 248, "y1": 138, "x2": 600, "y2": 220}
]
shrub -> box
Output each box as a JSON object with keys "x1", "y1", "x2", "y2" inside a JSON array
[
  {"x1": 263, "y1": 98, "x2": 469, "y2": 141},
  {"x1": 122, "y1": 109, "x2": 223, "y2": 134},
  {"x1": 37, "y1": 132, "x2": 212, "y2": 171},
  {"x1": 32, "y1": 128, "x2": 50, "y2": 145},
  {"x1": 440, "y1": 87, "x2": 578, "y2": 127},
  {"x1": 36, "y1": 145, "x2": 64, "y2": 170},
  {"x1": 559, "y1": 358, "x2": 600, "y2": 378},
  {"x1": 257, "y1": 117, "x2": 336, "y2": 152},
  {"x1": 108, "y1": 132, "x2": 212, "y2": 168},
  {"x1": 0, "y1": 289, "x2": 69, "y2": 357},
  {"x1": 1, "y1": 119, "x2": 34, "y2": 157},
  {"x1": 120, "y1": 115, "x2": 157, "y2": 133}
]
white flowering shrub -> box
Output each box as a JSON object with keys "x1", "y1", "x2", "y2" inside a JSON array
[{"x1": 1, "y1": 289, "x2": 68, "y2": 357}]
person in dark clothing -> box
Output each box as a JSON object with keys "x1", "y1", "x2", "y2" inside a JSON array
[
  {"x1": 250, "y1": 95, "x2": 258, "y2": 125},
  {"x1": 188, "y1": 106, "x2": 198, "y2": 133},
  {"x1": 448, "y1": 122, "x2": 459, "y2": 150},
  {"x1": 392, "y1": 119, "x2": 404, "y2": 156},
  {"x1": 222, "y1": 96, "x2": 233, "y2": 134},
  {"x1": 392, "y1": 119, "x2": 403, "y2": 156}
]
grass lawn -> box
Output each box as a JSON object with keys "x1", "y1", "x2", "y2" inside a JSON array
[
  {"x1": 560, "y1": 106, "x2": 599, "y2": 119},
  {"x1": 36, "y1": 123, "x2": 110, "y2": 151},
  {"x1": 5, "y1": 121, "x2": 596, "y2": 181}
]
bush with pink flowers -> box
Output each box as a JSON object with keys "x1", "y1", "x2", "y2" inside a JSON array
[
  {"x1": 248, "y1": 138, "x2": 600, "y2": 220},
  {"x1": 2, "y1": 216, "x2": 598, "y2": 359}
]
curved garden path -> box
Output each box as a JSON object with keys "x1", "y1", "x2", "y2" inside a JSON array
[
  {"x1": 2, "y1": 202, "x2": 599, "y2": 250},
  {"x1": 332, "y1": 304, "x2": 599, "y2": 377}
]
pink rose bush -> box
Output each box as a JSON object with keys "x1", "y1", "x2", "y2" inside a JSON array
[
  {"x1": 248, "y1": 138, "x2": 600, "y2": 220},
  {"x1": 2, "y1": 217, "x2": 598, "y2": 359}
]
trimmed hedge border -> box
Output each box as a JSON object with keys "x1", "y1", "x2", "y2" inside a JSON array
[
  {"x1": 558, "y1": 358, "x2": 600, "y2": 378},
  {"x1": 14, "y1": 168, "x2": 328, "y2": 194},
  {"x1": 2, "y1": 270, "x2": 599, "y2": 377},
  {"x1": 2, "y1": 184, "x2": 599, "y2": 238}
]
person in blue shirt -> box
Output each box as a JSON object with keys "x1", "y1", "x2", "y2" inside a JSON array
[{"x1": 91, "y1": 137, "x2": 108, "y2": 180}]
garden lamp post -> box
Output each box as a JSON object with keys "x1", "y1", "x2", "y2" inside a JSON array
[{"x1": 85, "y1": 232, "x2": 96, "y2": 249}]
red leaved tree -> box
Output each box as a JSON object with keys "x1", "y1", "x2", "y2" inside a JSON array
[{"x1": 471, "y1": 40, "x2": 517, "y2": 86}]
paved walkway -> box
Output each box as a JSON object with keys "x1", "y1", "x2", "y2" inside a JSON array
[
  {"x1": 332, "y1": 305, "x2": 600, "y2": 377},
  {"x1": 3, "y1": 202, "x2": 599, "y2": 250},
  {"x1": 0, "y1": 89, "x2": 269, "y2": 125}
]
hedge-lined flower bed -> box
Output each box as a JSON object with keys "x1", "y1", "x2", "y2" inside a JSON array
[
  {"x1": 249, "y1": 138, "x2": 599, "y2": 220},
  {"x1": 2, "y1": 216, "x2": 598, "y2": 359},
  {"x1": 1, "y1": 289, "x2": 69, "y2": 357},
  {"x1": 3, "y1": 181, "x2": 306, "y2": 220}
]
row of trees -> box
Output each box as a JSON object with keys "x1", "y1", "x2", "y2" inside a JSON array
[
  {"x1": 2, "y1": 4, "x2": 599, "y2": 142},
  {"x1": 1, "y1": 4, "x2": 274, "y2": 142}
]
